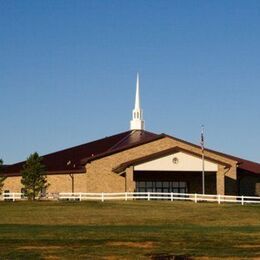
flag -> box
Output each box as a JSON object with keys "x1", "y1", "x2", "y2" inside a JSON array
[{"x1": 200, "y1": 125, "x2": 204, "y2": 152}]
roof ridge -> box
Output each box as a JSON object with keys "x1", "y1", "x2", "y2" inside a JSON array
[
  {"x1": 7, "y1": 130, "x2": 133, "y2": 166},
  {"x1": 105, "y1": 130, "x2": 137, "y2": 152},
  {"x1": 45, "y1": 130, "x2": 132, "y2": 156},
  {"x1": 81, "y1": 132, "x2": 164, "y2": 164}
]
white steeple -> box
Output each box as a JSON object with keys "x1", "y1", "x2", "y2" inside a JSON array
[{"x1": 130, "y1": 73, "x2": 145, "y2": 130}]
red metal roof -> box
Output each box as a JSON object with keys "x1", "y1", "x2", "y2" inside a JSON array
[
  {"x1": 4, "y1": 130, "x2": 160, "y2": 175},
  {"x1": 3, "y1": 130, "x2": 260, "y2": 175},
  {"x1": 207, "y1": 150, "x2": 260, "y2": 174}
]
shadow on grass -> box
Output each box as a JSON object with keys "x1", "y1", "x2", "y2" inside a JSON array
[{"x1": 0, "y1": 223, "x2": 259, "y2": 259}]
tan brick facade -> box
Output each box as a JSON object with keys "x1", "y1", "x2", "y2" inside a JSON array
[
  {"x1": 2, "y1": 176, "x2": 22, "y2": 193},
  {"x1": 3, "y1": 173, "x2": 86, "y2": 194},
  {"x1": 2, "y1": 136, "x2": 238, "y2": 195},
  {"x1": 47, "y1": 173, "x2": 86, "y2": 193},
  {"x1": 85, "y1": 163, "x2": 125, "y2": 192},
  {"x1": 125, "y1": 166, "x2": 134, "y2": 192},
  {"x1": 217, "y1": 165, "x2": 225, "y2": 195},
  {"x1": 84, "y1": 137, "x2": 238, "y2": 195}
]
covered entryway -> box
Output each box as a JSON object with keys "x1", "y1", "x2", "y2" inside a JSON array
[
  {"x1": 134, "y1": 170, "x2": 216, "y2": 194},
  {"x1": 113, "y1": 147, "x2": 233, "y2": 195},
  {"x1": 132, "y1": 150, "x2": 218, "y2": 194}
]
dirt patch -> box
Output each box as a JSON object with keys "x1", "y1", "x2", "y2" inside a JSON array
[
  {"x1": 44, "y1": 256, "x2": 61, "y2": 260},
  {"x1": 108, "y1": 241, "x2": 156, "y2": 249},
  {"x1": 102, "y1": 256, "x2": 122, "y2": 260},
  {"x1": 236, "y1": 244, "x2": 260, "y2": 248},
  {"x1": 19, "y1": 246, "x2": 62, "y2": 250},
  {"x1": 193, "y1": 257, "x2": 252, "y2": 260},
  {"x1": 148, "y1": 254, "x2": 191, "y2": 260}
]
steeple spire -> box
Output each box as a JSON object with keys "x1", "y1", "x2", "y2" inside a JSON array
[
  {"x1": 135, "y1": 73, "x2": 140, "y2": 109},
  {"x1": 130, "y1": 73, "x2": 145, "y2": 130}
]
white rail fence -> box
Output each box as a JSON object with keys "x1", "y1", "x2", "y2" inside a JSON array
[
  {"x1": 1, "y1": 192, "x2": 260, "y2": 205},
  {"x1": 0, "y1": 192, "x2": 25, "y2": 202}
]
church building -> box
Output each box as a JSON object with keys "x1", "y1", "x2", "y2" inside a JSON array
[{"x1": 3, "y1": 75, "x2": 260, "y2": 196}]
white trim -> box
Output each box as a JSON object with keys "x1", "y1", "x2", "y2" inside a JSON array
[{"x1": 134, "y1": 151, "x2": 218, "y2": 172}]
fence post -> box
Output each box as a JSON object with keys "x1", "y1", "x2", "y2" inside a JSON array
[
  {"x1": 12, "y1": 193, "x2": 15, "y2": 202},
  {"x1": 148, "y1": 192, "x2": 150, "y2": 201},
  {"x1": 171, "y1": 192, "x2": 173, "y2": 202},
  {"x1": 101, "y1": 192, "x2": 104, "y2": 202},
  {"x1": 125, "y1": 192, "x2": 128, "y2": 201},
  {"x1": 218, "y1": 194, "x2": 221, "y2": 204},
  {"x1": 194, "y1": 193, "x2": 197, "y2": 203},
  {"x1": 241, "y1": 195, "x2": 244, "y2": 206},
  {"x1": 79, "y1": 193, "x2": 82, "y2": 202}
]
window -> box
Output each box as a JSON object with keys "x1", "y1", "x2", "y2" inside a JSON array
[
  {"x1": 136, "y1": 181, "x2": 188, "y2": 193},
  {"x1": 163, "y1": 182, "x2": 170, "y2": 188}
]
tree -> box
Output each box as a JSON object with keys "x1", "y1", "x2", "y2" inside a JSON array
[
  {"x1": 0, "y1": 159, "x2": 6, "y2": 194},
  {"x1": 21, "y1": 152, "x2": 48, "y2": 200}
]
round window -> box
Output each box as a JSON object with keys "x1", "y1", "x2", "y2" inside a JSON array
[{"x1": 172, "y1": 157, "x2": 179, "y2": 164}]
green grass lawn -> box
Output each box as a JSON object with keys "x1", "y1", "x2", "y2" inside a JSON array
[{"x1": 0, "y1": 201, "x2": 259, "y2": 259}]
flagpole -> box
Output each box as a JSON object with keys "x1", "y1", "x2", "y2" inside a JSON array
[{"x1": 201, "y1": 125, "x2": 205, "y2": 194}]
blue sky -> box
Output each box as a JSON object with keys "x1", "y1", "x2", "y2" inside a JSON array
[{"x1": 1, "y1": 0, "x2": 260, "y2": 164}]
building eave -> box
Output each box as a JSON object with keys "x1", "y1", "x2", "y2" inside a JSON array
[
  {"x1": 113, "y1": 146, "x2": 232, "y2": 174},
  {"x1": 2, "y1": 168, "x2": 86, "y2": 177}
]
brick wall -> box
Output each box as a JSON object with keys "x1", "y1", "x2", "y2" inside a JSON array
[
  {"x1": 3, "y1": 173, "x2": 86, "y2": 194},
  {"x1": 2, "y1": 136, "x2": 238, "y2": 195},
  {"x1": 2, "y1": 176, "x2": 22, "y2": 193},
  {"x1": 85, "y1": 137, "x2": 238, "y2": 194}
]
